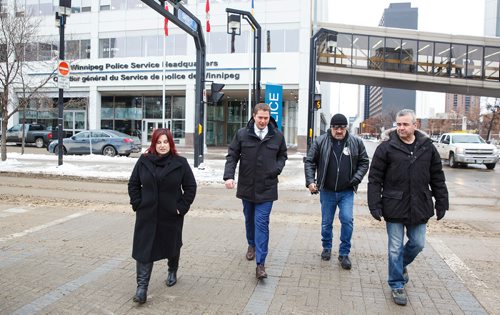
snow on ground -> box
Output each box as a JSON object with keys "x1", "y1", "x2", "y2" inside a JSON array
[{"x1": 0, "y1": 152, "x2": 306, "y2": 188}]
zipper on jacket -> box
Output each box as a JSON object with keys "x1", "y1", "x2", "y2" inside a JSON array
[{"x1": 333, "y1": 142, "x2": 346, "y2": 191}]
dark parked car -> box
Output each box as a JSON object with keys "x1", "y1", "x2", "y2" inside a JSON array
[
  {"x1": 48, "y1": 130, "x2": 141, "y2": 157},
  {"x1": 3, "y1": 123, "x2": 53, "y2": 148}
]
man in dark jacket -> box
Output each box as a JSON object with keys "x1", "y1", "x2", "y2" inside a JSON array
[
  {"x1": 367, "y1": 109, "x2": 449, "y2": 306},
  {"x1": 304, "y1": 113, "x2": 369, "y2": 270},
  {"x1": 224, "y1": 103, "x2": 288, "y2": 280}
]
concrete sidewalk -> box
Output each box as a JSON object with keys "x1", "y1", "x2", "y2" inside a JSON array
[
  {"x1": 0, "y1": 147, "x2": 496, "y2": 314},
  {"x1": 0, "y1": 186, "x2": 489, "y2": 314}
]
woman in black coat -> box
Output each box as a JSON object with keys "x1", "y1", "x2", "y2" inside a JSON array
[{"x1": 128, "y1": 128, "x2": 196, "y2": 304}]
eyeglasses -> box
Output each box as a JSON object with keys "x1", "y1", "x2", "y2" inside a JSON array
[{"x1": 331, "y1": 125, "x2": 347, "y2": 130}]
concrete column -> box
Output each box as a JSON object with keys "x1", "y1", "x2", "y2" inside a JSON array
[
  {"x1": 88, "y1": 86, "x2": 100, "y2": 129},
  {"x1": 184, "y1": 82, "x2": 195, "y2": 147}
]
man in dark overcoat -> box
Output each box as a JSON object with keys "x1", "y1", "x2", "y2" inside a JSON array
[
  {"x1": 367, "y1": 109, "x2": 448, "y2": 306},
  {"x1": 223, "y1": 103, "x2": 288, "y2": 280}
]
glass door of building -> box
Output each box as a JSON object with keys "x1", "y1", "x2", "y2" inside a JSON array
[
  {"x1": 142, "y1": 119, "x2": 170, "y2": 145},
  {"x1": 63, "y1": 110, "x2": 86, "y2": 136}
]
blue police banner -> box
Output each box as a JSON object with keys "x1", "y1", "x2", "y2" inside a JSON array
[{"x1": 265, "y1": 84, "x2": 283, "y2": 130}]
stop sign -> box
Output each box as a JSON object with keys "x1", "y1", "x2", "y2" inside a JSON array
[{"x1": 58, "y1": 61, "x2": 70, "y2": 76}]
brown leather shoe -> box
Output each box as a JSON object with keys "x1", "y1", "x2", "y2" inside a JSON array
[
  {"x1": 256, "y1": 264, "x2": 267, "y2": 279},
  {"x1": 246, "y1": 245, "x2": 255, "y2": 260}
]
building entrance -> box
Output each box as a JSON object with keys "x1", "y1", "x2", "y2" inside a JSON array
[
  {"x1": 142, "y1": 119, "x2": 170, "y2": 144},
  {"x1": 63, "y1": 110, "x2": 86, "y2": 136}
]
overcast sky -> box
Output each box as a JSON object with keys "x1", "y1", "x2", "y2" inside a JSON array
[
  {"x1": 326, "y1": 0, "x2": 487, "y2": 118},
  {"x1": 328, "y1": 0, "x2": 485, "y2": 36}
]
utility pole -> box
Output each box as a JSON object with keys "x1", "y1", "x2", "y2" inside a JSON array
[
  {"x1": 55, "y1": 0, "x2": 71, "y2": 166},
  {"x1": 141, "y1": 0, "x2": 206, "y2": 167}
]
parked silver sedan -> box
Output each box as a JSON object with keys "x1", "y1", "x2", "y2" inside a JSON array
[{"x1": 48, "y1": 130, "x2": 141, "y2": 157}]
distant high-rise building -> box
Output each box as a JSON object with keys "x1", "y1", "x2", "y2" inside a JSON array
[
  {"x1": 444, "y1": 94, "x2": 481, "y2": 119},
  {"x1": 485, "y1": 0, "x2": 500, "y2": 36},
  {"x1": 368, "y1": 3, "x2": 417, "y2": 124}
]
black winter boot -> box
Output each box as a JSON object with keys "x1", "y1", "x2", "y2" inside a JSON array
[
  {"x1": 166, "y1": 271, "x2": 177, "y2": 287},
  {"x1": 166, "y1": 255, "x2": 179, "y2": 287},
  {"x1": 133, "y1": 262, "x2": 153, "y2": 304}
]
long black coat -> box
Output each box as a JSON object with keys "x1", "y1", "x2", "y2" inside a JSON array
[
  {"x1": 367, "y1": 129, "x2": 449, "y2": 224},
  {"x1": 128, "y1": 154, "x2": 196, "y2": 262},
  {"x1": 223, "y1": 117, "x2": 287, "y2": 203}
]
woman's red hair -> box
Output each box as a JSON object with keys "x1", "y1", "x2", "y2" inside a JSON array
[{"x1": 145, "y1": 128, "x2": 178, "y2": 156}]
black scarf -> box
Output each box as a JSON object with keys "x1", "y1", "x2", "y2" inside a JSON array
[{"x1": 146, "y1": 152, "x2": 172, "y2": 167}]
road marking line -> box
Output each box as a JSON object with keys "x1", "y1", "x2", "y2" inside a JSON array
[
  {"x1": 0, "y1": 208, "x2": 29, "y2": 218},
  {"x1": 13, "y1": 257, "x2": 125, "y2": 314},
  {"x1": 0, "y1": 211, "x2": 89, "y2": 243},
  {"x1": 428, "y1": 237, "x2": 488, "y2": 289},
  {"x1": 4, "y1": 207, "x2": 29, "y2": 213}
]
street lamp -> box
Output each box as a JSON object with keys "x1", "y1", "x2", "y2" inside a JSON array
[{"x1": 226, "y1": 8, "x2": 261, "y2": 108}]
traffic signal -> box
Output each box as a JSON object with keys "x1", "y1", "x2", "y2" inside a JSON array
[
  {"x1": 211, "y1": 83, "x2": 225, "y2": 104},
  {"x1": 314, "y1": 94, "x2": 321, "y2": 110}
]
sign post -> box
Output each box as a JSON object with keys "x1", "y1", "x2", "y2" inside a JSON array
[{"x1": 56, "y1": 0, "x2": 71, "y2": 166}]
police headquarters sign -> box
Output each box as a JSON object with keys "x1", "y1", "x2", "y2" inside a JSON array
[
  {"x1": 51, "y1": 60, "x2": 242, "y2": 85},
  {"x1": 265, "y1": 84, "x2": 283, "y2": 131}
]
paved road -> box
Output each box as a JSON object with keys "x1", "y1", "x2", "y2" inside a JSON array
[{"x1": 0, "y1": 142, "x2": 499, "y2": 314}]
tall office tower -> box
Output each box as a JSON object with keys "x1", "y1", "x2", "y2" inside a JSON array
[
  {"x1": 485, "y1": 0, "x2": 500, "y2": 36},
  {"x1": 368, "y1": 3, "x2": 417, "y2": 124}
]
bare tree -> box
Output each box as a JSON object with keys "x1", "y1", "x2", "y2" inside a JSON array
[
  {"x1": 0, "y1": 9, "x2": 55, "y2": 161},
  {"x1": 482, "y1": 99, "x2": 500, "y2": 142}
]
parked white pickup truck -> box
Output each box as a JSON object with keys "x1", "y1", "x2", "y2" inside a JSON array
[{"x1": 434, "y1": 133, "x2": 499, "y2": 169}]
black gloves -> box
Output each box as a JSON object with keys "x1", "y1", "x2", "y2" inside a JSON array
[
  {"x1": 370, "y1": 209, "x2": 382, "y2": 221},
  {"x1": 436, "y1": 209, "x2": 446, "y2": 221}
]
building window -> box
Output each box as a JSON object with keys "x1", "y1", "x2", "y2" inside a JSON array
[
  {"x1": 100, "y1": 0, "x2": 128, "y2": 11},
  {"x1": 263, "y1": 28, "x2": 299, "y2": 53},
  {"x1": 142, "y1": 35, "x2": 160, "y2": 57},
  {"x1": 99, "y1": 37, "x2": 126, "y2": 58},
  {"x1": 284, "y1": 29, "x2": 299, "y2": 52},
  {"x1": 80, "y1": 39, "x2": 91, "y2": 58},
  {"x1": 126, "y1": 0, "x2": 145, "y2": 9},
  {"x1": 126, "y1": 36, "x2": 142, "y2": 57},
  {"x1": 0, "y1": 0, "x2": 6, "y2": 12},
  {"x1": 100, "y1": 35, "x2": 186, "y2": 58},
  {"x1": 39, "y1": 0, "x2": 53, "y2": 15},
  {"x1": 208, "y1": 32, "x2": 229, "y2": 54},
  {"x1": 38, "y1": 41, "x2": 57, "y2": 60},
  {"x1": 71, "y1": 0, "x2": 92, "y2": 13},
  {"x1": 465, "y1": 96, "x2": 471, "y2": 113}
]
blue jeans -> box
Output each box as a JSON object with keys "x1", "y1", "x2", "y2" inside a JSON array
[
  {"x1": 319, "y1": 189, "x2": 354, "y2": 256},
  {"x1": 386, "y1": 222, "x2": 426, "y2": 289},
  {"x1": 242, "y1": 200, "x2": 273, "y2": 265}
]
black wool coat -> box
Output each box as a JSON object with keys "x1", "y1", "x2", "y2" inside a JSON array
[
  {"x1": 223, "y1": 117, "x2": 288, "y2": 203},
  {"x1": 367, "y1": 129, "x2": 449, "y2": 224},
  {"x1": 128, "y1": 153, "x2": 196, "y2": 262}
]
